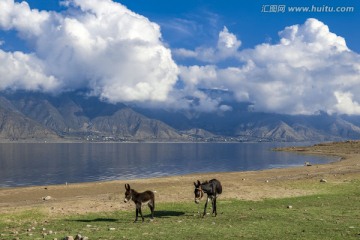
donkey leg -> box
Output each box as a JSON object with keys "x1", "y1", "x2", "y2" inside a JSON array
[
  {"x1": 139, "y1": 209, "x2": 144, "y2": 222},
  {"x1": 203, "y1": 197, "x2": 209, "y2": 217},
  {"x1": 211, "y1": 198, "x2": 215, "y2": 215},
  {"x1": 213, "y1": 198, "x2": 217, "y2": 216},
  {"x1": 134, "y1": 208, "x2": 139, "y2": 223},
  {"x1": 148, "y1": 202, "x2": 155, "y2": 219}
]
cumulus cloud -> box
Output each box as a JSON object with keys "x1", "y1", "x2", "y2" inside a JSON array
[
  {"x1": 0, "y1": 50, "x2": 60, "y2": 91},
  {"x1": 0, "y1": 0, "x2": 50, "y2": 37},
  {"x1": 174, "y1": 26, "x2": 241, "y2": 63},
  {"x1": 179, "y1": 18, "x2": 360, "y2": 115},
  {"x1": 1, "y1": 2, "x2": 360, "y2": 116},
  {"x1": 333, "y1": 91, "x2": 360, "y2": 115},
  {"x1": 0, "y1": 0, "x2": 178, "y2": 102}
]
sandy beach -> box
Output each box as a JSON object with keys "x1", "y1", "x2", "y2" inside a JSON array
[{"x1": 1, "y1": 141, "x2": 359, "y2": 216}]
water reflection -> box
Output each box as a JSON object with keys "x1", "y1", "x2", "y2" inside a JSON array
[{"x1": 0, "y1": 142, "x2": 335, "y2": 187}]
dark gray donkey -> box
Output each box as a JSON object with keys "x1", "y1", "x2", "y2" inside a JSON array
[
  {"x1": 194, "y1": 179, "x2": 222, "y2": 217},
  {"x1": 124, "y1": 184, "x2": 155, "y2": 222}
]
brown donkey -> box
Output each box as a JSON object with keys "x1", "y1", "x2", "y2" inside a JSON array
[{"x1": 124, "y1": 184, "x2": 155, "y2": 222}]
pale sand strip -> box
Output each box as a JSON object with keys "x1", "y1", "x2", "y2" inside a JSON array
[{"x1": 0, "y1": 141, "x2": 359, "y2": 215}]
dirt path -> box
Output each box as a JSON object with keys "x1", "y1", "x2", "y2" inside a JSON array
[{"x1": 1, "y1": 141, "x2": 359, "y2": 215}]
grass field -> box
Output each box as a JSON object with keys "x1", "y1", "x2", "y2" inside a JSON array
[{"x1": 1, "y1": 179, "x2": 359, "y2": 240}]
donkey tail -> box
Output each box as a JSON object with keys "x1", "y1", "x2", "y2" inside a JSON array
[
  {"x1": 216, "y1": 183, "x2": 223, "y2": 194},
  {"x1": 214, "y1": 179, "x2": 222, "y2": 194},
  {"x1": 152, "y1": 191, "x2": 155, "y2": 212}
]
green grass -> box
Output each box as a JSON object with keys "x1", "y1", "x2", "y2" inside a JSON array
[{"x1": 1, "y1": 180, "x2": 359, "y2": 240}]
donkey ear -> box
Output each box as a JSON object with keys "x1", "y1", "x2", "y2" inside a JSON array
[
  {"x1": 197, "y1": 180, "x2": 201, "y2": 185},
  {"x1": 125, "y1": 184, "x2": 130, "y2": 190},
  {"x1": 194, "y1": 182, "x2": 197, "y2": 187}
]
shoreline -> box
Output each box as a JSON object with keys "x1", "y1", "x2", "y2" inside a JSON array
[{"x1": 1, "y1": 141, "x2": 359, "y2": 215}]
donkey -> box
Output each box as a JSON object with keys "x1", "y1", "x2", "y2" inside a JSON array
[
  {"x1": 194, "y1": 179, "x2": 222, "y2": 217},
  {"x1": 124, "y1": 184, "x2": 155, "y2": 222}
]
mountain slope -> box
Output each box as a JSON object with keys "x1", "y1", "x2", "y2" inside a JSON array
[
  {"x1": 90, "y1": 108, "x2": 187, "y2": 140},
  {"x1": 12, "y1": 97, "x2": 68, "y2": 133},
  {"x1": 1, "y1": 92, "x2": 360, "y2": 142},
  {"x1": 0, "y1": 97, "x2": 59, "y2": 141}
]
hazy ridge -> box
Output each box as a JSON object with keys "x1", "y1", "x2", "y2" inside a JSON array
[{"x1": 1, "y1": 92, "x2": 360, "y2": 142}]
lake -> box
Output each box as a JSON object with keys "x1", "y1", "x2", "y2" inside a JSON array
[{"x1": 0, "y1": 142, "x2": 336, "y2": 187}]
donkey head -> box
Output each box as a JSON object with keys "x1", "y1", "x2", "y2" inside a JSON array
[
  {"x1": 193, "y1": 180, "x2": 204, "y2": 204},
  {"x1": 124, "y1": 184, "x2": 132, "y2": 203}
]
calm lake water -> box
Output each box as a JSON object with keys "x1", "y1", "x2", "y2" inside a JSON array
[{"x1": 0, "y1": 142, "x2": 336, "y2": 187}]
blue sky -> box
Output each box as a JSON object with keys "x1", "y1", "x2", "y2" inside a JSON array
[
  {"x1": 121, "y1": 0, "x2": 360, "y2": 51},
  {"x1": 8, "y1": 0, "x2": 360, "y2": 52},
  {"x1": 1, "y1": 0, "x2": 360, "y2": 115}
]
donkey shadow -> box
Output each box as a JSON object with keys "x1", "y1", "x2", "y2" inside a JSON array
[
  {"x1": 68, "y1": 211, "x2": 185, "y2": 223},
  {"x1": 152, "y1": 210, "x2": 185, "y2": 218},
  {"x1": 69, "y1": 218, "x2": 118, "y2": 223}
]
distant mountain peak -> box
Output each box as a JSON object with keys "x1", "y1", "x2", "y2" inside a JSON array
[{"x1": 1, "y1": 91, "x2": 360, "y2": 142}]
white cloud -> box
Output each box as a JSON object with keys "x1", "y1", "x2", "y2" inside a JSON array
[
  {"x1": 0, "y1": 0, "x2": 178, "y2": 103},
  {"x1": 217, "y1": 26, "x2": 242, "y2": 58},
  {"x1": 174, "y1": 26, "x2": 241, "y2": 63},
  {"x1": 1, "y1": 3, "x2": 360, "y2": 117},
  {"x1": 179, "y1": 18, "x2": 360, "y2": 115},
  {"x1": 0, "y1": 0, "x2": 50, "y2": 37},
  {"x1": 333, "y1": 91, "x2": 360, "y2": 115},
  {"x1": 279, "y1": 18, "x2": 348, "y2": 52},
  {"x1": 0, "y1": 50, "x2": 60, "y2": 92}
]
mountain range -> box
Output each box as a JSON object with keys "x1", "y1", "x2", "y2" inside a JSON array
[{"x1": 1, "y1": 91, "x2": 360, "y2": 142}]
